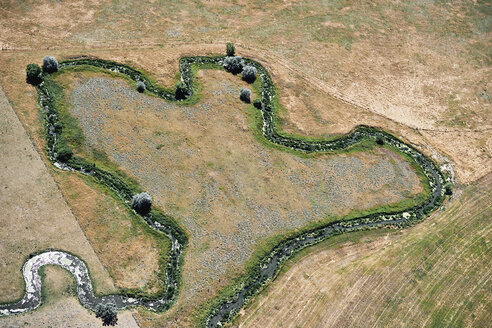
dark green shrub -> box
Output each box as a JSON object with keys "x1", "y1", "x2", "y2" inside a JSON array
[
  {"x1": 132, "y1": 192, "x2": 152, "y2": 215},
  {"x1": 175, "y1": 81, "x2": 188, "y2": 100},
  {"x1": 223, "y1": 56, "x2": 244, "y2": 74},
  {"x1": 95, "y1": 302, "x2": 118, "y2": 326},
  {"x1": 376, "y1": 136, "x2": 384, "y2": 145},
  {"x1": 26, "y1": 64, "x2": 42, "y2": 85},
  {"x1": 136, "y1": 81, "x2": 146, "y2": 93},
  {"x1": 53, "y1": 121, "x2": 63, "y2": 133},
  {"x1": 242, "y1": 65, "x2": 257, "y2": 83},
  {"x1": 444, "y1": 182, "x2": 453, "y2": 195},
  {"x1": 240, "y1": 88, "x2": 251, "y2": 103},
  {"x1": 226, "y1": 42, "x2": 235, "y2": 56},
  {"x1": 42, "y1": 56, "x2": 58, "y2": 73},
  {"x1": 253, "y1": 99, "x2": 262, "y2": 109},
  {"x1": 54, "y1": 143, "x2": 73, "y2": 162}
]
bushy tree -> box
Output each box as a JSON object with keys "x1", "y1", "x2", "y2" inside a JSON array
[
  {"x1": 240, "y1": 88, "x2": 251, "y2": 103},
  {"x1": 132, "y1": 192, "x2": 152, "y2": 215},
  {"x1": 54, "y1": 143, "x2": 73, "y2": 162},
  {"x1": 175, "y1": 81, "x2": 188, "y2": 100},
  {"x1": 376, "y1": 136, "x2": 385, "y2": 145},
  {"x1": 444, "y1": 182, "x2": 453, "y2": 196},
  {"x1": 42, "y1": 56, "x2": 59, "y2": 73},
  {"x1": 26, "y1": 63, "x2": 42, "y2": 85},
  {"x1": 242, "y1": 65, "x2": 257, "y2": 83},
  {"x1": 137, "y1": 81, "x2": 146, "y2": 93},
  {"x1": 253, "y1": 99, "x2": 262, "y2": 109},
  {"x1": 95, "y1": 301, "x2": 118, "y2": 326},
  {"x1": 226, "y1": 42, "x2": 235, "y2": 56},
  {"x1": 223, "y1": 56, "x2": 244, "y2": 74}
]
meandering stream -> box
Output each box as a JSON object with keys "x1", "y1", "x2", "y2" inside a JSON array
[{"x1": 0, "y1": 55, "x2": 447, "y2": 327}]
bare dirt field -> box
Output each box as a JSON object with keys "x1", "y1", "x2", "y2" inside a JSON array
[
  {"x1": 0, "y1": 0, "x2": 490, "y2": 327},
  {"x1": 236, "y1": 173, "x2": 492, "y2": 328}
]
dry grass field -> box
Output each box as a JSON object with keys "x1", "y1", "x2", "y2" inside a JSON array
[
  {"x1": 60, "y1": 69, "x2": 423, "y2": 326},
  {"x1": 55, "y1": 171, "x2": 167, "y2": 294},
  {"x1": 0, "y1": 0, "x2": 490, "y2": 183},
  {"x1": 0, "y1": 0, "x2": 490, "y2": 327},
  {"x1": 236, "y1": 173, "x2": 492, "y2": 328}
]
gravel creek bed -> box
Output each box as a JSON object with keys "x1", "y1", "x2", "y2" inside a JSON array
[{"x1": 0, "y1": 56, "x2": 448, "y2": 327}]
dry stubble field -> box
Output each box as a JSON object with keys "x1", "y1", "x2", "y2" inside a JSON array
[{"x1": 0, "y1": 0, "x2": 490, "y2": 327}]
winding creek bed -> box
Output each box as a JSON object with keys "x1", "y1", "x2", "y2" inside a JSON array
[{"x1": 0, "y1": 55, "x2": 448, "y2": 327}]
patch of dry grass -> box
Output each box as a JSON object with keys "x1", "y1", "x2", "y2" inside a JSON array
[
  {"x1": 55, "y1": 171, "x2": 168, "y2": 294},
  {"x1": 0, "y1": 0, "x2": 490, "y2": 182},
  {"x1": 60, "y1": 69, "x2": 424, "y2": 326}
]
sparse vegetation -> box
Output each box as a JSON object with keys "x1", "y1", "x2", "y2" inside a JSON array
[
  {"x1": 42, "y1": 56, "x2": 58, "y2": 73},
  {"x1": 242, "y1": 65, "x2": 257, "y2": 83},
  {"x1": 240, "y1": 88, "x2": 251, "y2": 103},
  {"x1": 226, "y1": 42, "x2": 235, "y2": 56}
]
